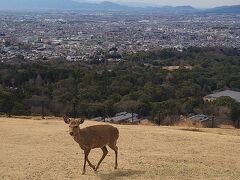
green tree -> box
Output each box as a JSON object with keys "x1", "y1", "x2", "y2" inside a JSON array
[
  {"x1": 0, "y1": 88, "x2": 14, "y2": 116},
  {"x1": 214, "y1": 96, "x2": 235, "y2": 107}
]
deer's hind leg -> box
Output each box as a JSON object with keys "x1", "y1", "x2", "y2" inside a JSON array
[
  {"x1": 95, "y1": 146, "x2": 108, "y2": 171},
  {"x1": 87, "y1": 159, "x2": 95, "y2": 170},
  {"x1": 109, "y1": 142, "x2": 118, "y2": 169}
]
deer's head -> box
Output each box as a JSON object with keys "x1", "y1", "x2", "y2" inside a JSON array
[{"x1": 63, "y1": 116, "x2": 85, "y2": 136}]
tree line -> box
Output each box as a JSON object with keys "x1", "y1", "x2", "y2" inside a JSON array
[{"x1": 0, "y1": 47, "x2": 239, "y2": 125}]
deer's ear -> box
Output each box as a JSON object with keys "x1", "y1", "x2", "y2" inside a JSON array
[
  {"x1": 77, "y1": 118, "x2": 85, "y2": 125},
  {"x1": 63, "y1": 116, "x2": 70, "y2": 124}
]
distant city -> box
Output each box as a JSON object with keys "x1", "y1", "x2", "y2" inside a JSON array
[{"x1": 0, "y1": 11, "x2": 240, "y2": 62}]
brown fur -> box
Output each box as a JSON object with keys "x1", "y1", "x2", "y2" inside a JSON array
[{"x1": 63, "y1": 116, "x2": 119, "y2": 175}]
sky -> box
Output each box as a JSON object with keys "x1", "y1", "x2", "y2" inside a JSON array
[{"x1": 84, "y1": 0, "x2": 240, "y2": 8}]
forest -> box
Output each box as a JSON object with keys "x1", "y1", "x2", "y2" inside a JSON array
[{"x1": 0, "y1": 47, "x2": 240, "y2": 124}]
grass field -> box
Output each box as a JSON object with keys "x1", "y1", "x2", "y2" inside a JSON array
[{"x1": 1, "y1": 117, "x2": 240, "y2": 180}]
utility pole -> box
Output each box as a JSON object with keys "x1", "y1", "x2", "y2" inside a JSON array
[
  {"x1": 211, "y1": 115, "x2": 215, "y2": 128},
  {"x1": 73, "y1": 102, "x2": 76, "y2": 119},
  {"x1": 41, "y1": 101, "x2": 45, "y2": 119},
  {"x1": 131, "y1": 109, "x2": 134, "y2": 123},
  {"x1": 158, "y1": 112, "x2": 162, "y2": 126},
  {"x1": 103, "y1": 106, "x2": 106, "y2": 122}
]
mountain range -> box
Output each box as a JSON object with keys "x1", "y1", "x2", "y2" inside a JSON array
[{"x1": 0, "y1": 0, "x2": 240, "y2": 14}]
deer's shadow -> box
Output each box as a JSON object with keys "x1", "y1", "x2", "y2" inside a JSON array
[{"x1": 98, "y1": 168, "x2": 145, "y2": 180}]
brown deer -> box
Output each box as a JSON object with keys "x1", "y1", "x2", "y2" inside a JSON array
[{"x1": 63, "y1": 116, "x2": 119, "y2": 175}]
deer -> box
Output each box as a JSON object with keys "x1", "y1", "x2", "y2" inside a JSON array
[{"x1": 63, "y1": 116, "x2": 119, "y2": 175}]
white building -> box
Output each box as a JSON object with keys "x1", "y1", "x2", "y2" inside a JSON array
[{"x1": 204, "y1": 90, "x2": 240, "y2": 103}]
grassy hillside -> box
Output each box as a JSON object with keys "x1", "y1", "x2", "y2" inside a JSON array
[{"x1": 0, "y1": 117, "x2": 240, "y2": 179}]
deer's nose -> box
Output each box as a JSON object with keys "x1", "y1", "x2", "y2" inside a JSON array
[{"x1": 69, "y1": 132, "x2": 74, "y2": 136}]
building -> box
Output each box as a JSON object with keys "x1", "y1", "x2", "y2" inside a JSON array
[
  {"x1": 92, "y1": 112, "x2": 140, "y2": 123},
  {"x1": 204, "y1": 90, "x2": 240, "y2": 103},
  {"x1": 189, "y1": 114, "x2": 209, "y2": 123},
  {"x1": 106, "y1": 112, "x2": 140, "y2": 123},
  {"x1": 162, "y1": 65, "x2": 193, "y2": 71}
]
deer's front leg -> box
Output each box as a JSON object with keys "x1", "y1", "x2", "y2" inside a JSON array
[
  {"x1": 86, "y1": 151, "x2": 95, "y2": 170},
  {"x1": 82, "y1": 148, "x2": 95, "y2": 174},
  {"x1": 82, "y1": 149, "x2": 90, "y2": 175}
]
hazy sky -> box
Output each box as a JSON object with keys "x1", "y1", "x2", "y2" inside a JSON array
[{"x1": 86, "y1": 0, "x2": 240, "y2": 8}]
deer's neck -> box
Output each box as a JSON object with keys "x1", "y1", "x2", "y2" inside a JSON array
[{"x1": 73, "y1": 128, "x2": 84, "y2": 145}]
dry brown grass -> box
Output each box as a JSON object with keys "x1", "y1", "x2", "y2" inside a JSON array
[
  {"x1": 139, "y1": 119, "x2": 156, "y2": 126},
  {"x1": 218, "y1": 124, "x2": 235, "y2": 129},
  {"x1": 1, "y1": 117, "x2": 240, "y2": 180},
  {"x1": 176, "y1": 118, "x2": 203, "y2": 132}
]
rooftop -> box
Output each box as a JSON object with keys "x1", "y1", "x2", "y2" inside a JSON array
[{"x1": 205, "y1": 90, "x2": 240, "y2": 102}]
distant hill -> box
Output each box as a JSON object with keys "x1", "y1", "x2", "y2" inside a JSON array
[
  {"x1": 144, "y1": 6, "x2": 198, "y2": 14},
  {"x1": 77, "y1": 1, "x2": 132, "y2": 11},
  {"x1": 203, "y1": 5, "x2": 240, "y2": 14},
  {"x1": 0, "y1": 0, "x2": 239, "y2": 14},
  {"x1": 0, "y1": 0, "x2": 131, "y2": 11},
  {"x1": 0, "y1": 0, "x2": 198, "y2": 13}
]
